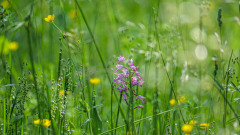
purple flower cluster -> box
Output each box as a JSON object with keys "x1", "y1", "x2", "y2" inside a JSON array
[{"x1": 114, "y1": 56, "x2": 146, "y2": 110}]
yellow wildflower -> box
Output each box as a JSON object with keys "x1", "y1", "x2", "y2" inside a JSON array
[
  {"x1": 44, "y1": 15, "x2": 55, "y2": 22},
  {"x1": 90, "y1": 78, "x2": 100, "y2": 85},
  {"x1": 33, "y1": 119, "x2": 40, "y2": 125},
  {"x1": 59, "y1": 90, "x2": 64, "y2": 96},
  {"x1": 9, "y1": 42, "x2": 19, "y2": 51},
  {"x1": 59, "y1": 90, "x2": 70, "y2": 96},
  {"x1": 182, "y1": 124, "x2": 193, "y2": 133},
  {"x1": 42, "y1": 119, "x2": 51, "y2": 127},
  {"x1": 169, "y1": 99, "x2": 177, "y2": 106},
  {"x1": 1, "y1": 0, "x2": 9, "y2": 8},
  {"x1": 189, "y1": 120, "x2": 197, "y2": 125},
  {"x1": 178, "y1": 95, "x2": 186, "y2": 103},
  {"x1": 200, "y1": 123, "x2": 210, "y2": 130}
]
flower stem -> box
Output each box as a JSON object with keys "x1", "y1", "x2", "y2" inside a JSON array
[{"x1": 52, "y1": 22, "x2": 63, "y2": 35}]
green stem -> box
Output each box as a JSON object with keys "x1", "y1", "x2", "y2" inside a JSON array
[
  {"x1": 99, "y1": 109, "x2": 175, "y2": 135},
  {"x1": 223, "y1": 50, "x2": 233, "y2": 128},
  {"x1": 57, "y1": 47, "x2": 62, "y2": 80},
  {"x1": 74, "y1": 0, "x2": 111, "y2": 83},
  {"x1": 214, "y1": 81, "x2": 240, "y2": 125},
  {"x1": 4, "y1": 98, "x2": 6, "y2": 135},
  {"x1": 114, "y1": 93, "x2": 122, "y2": 135},
  {"x1": 152, "y1": 2, "x2": 186, "y2": 124},
  {"x1": 26, "y1": 25, "x2": 44, "y2": 134},
  {"x1": 111, "y1": 83, "x2": 113, "y2": 135},
  {"x1": 52, "y1": 22, "x2": 63, "y2": 36}
]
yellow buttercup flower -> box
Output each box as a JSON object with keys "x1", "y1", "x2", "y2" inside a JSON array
[
  {"x1": 44, "y1": 15, "x2": 55, "y2": 22},
  {"x1": 90, "y1": 78, "x2": 100, "y2": 85},
  {"x1": 182, "y1": 124, "x2": 193, "y2": 133},
  {"x1": 42, "y1": 119, "x2": 51, "y2": 127},
  {"x1": 1, "y1": 0, "x2": 9, "y2": 8},
  {"x1": 33, "y1": 119, "x2": 40, "y2": 125},
  {"x1": 59, "y1": 90, "x2": 70, "y2": 96},
  {"x1": 59, "y1": 90, "x2": 64, "y2": 96},
  {"x1": 189, "y1": 120, "x2": 197, "y2": 125},
  {"x1": 200, "y1": 123, "x2": 210, "y2": 130},
  {"x1": 169, "y1": 99, "x2": 177, "y2": 106},
  {"x1": 178, "y1": 95, "x2": 186, "y2": 103},
  {"x1": 9, "y1": 42, "x2": 19, "y2": 51}
]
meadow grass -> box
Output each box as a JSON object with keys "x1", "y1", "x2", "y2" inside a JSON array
[{"x1": 1, "y1": 0, "x2": 240, "y2": 134}]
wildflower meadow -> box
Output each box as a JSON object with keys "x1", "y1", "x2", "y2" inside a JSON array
[{"x1": 1, "y1": 0, "x2": 240, "y2": 134}]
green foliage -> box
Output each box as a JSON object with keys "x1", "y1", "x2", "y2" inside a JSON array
[{"x1": 1, "y1": 0, "x2": 240, "y2": 134}]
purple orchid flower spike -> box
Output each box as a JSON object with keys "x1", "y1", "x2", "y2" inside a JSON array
[
  {"x1": 130, "y1": 59, "x2": 134, "y2": 65},
  {"x1": 134, "y1": 105, "x2": 144, "y2": 111},
  {"x1": 122, "y1": 93, "x2": 127, "y2": 101},
  {"x1": 131, "y1": 76, "x2": 138, "y2": 86},
  {"x1": 114, "y1": 56, "x2": 145, "y2": 110},
  {"x1": 138, "y1": 80, "x2": 144, "y2": 87},
  {"x1": 117, "y1": 86, "x2": 124, "y2": 93},
  {"x1": 118, "y1": 56, "x2": 125, "y2": 63},
  {"x1": 115, "y1": 64, "x2": 123, "y2": 72},
  {"x1": 135, "y1": 71, "x2": 141, "y2": 76},
  {"x1": 136, "y1": 95, "x2": 146, "y2": 104},
  {"x1": 131, "y1": 66, "x2": 138, "y2": 71}
]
